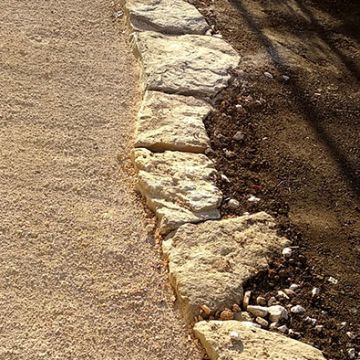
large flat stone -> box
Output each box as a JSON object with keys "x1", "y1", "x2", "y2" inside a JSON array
[
  {"x1": 132, "y1": 31, "x2": 240, "y2": 97},
  {"x1": 125, "y1": 0, "x2": 209, "y2": 35},
  {"x1": 135, "y1": 91, "x2": 211, "y2": 153},
  {"x1": 162, "y1": 213, "x2": 289, "y2": 322},
  {"x1": 194, "y1": 321, "x2": 326, "y2": 360},
  {"x1": 132, "y1": 148, "x2": 222, "y2": 234}
]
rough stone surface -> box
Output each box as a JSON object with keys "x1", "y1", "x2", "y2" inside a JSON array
[
  {"x1": 132, "y1": 148, "x2": 222, "y2": 234},
  {"x1": 133, "y1": 31, "x2": 240, "y2": 97},
  {"x1": 193, "y1": 321, "x2": 327, "y2": 360},
  {"x1": 162, "y1": 212, "x2": 289, "y2": 322},
  {"x1": 125, "y1": 0, "x2": 209, "y2": 34},
  {"x1": 135, "y1": 91, "x2": 211, "y2": 152}
]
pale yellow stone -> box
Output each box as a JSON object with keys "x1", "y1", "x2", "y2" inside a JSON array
[
  {"x1": 125, "y1": 0, "x2": 209, "y2": 34},
  {"x1": 135, "y1": 91, "x2": 211, "y2": 153},
  {"x1": 132, "y1": 148, "x2": 222, "y2": 234},
  {"x1": 194, "y1": 320, "x2": 327, "y2": 360},
  {"x1": 132, "y1": 31, "x2": 240, "y2": 97},
  {"x1": 162, "y1": 213, "x2": 289, "y2": 322}
]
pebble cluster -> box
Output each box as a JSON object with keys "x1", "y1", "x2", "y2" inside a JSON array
[{"x1": 198, "y1": 246, "x2": 359, "y2": 359}]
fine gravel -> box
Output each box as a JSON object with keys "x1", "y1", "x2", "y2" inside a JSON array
[{"x1": 0, "y1": 0, "x2": 202, "y2": 358}]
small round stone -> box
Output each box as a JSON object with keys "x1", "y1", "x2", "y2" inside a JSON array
[
  {"x1": 256, "y1": 296, "x2": 267, "y2": 306},
  {"x1": 220, "y1": 308, "x2": 234, "y2": 320}
]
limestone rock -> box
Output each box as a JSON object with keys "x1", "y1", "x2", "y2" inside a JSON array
[
  {"x1": 125, "y1": 0, "x2": 209, "y2": 35},
  {"x1": 132, "y1": 31, "x2": 240, "y2": 97},
  {"x1": 132, "y1": 148, "x2": 222, "y2": 234},
  {"x1": 193, "y1": 320, "x2": 327, "y2": 360},
  {"x1": 135, "y1": 91, "x2": 211, "y2": 153},
  {"x1": 162, "y1": 212, "x2": 289, "y2": 322}
]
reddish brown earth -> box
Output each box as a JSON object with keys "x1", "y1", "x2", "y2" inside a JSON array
[{"x1": 191, "y1": 0, "x2": 360, "y2": 359}]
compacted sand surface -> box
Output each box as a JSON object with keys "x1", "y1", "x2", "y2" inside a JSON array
[{"x1": 0, "y1": 1, "x2": 201, "y2": 358}]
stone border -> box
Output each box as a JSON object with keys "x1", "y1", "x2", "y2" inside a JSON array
[{"x1": 122, "y1": 1, "x2": 326, "y2": 359}]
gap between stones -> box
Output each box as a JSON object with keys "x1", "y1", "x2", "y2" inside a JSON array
[{"x1": 122, "y1": 1, "x2": 327, "y2": 359}]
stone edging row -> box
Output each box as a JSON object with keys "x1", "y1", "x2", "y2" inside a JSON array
[{"x1": 123, "y1": 1, "x2": 326, "y2": 359}]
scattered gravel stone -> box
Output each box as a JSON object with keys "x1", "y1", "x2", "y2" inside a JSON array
[
  {"x1": 348, "y1": 348, "x2": 356, "y2": 359},
  {"x1": 282, "y1": 75, "x2": 290, "y2": 82},
  {"x1": 288, "y1": 329, "x2": 302, "y2": 339},
  {"x1": 264, "y1": 71, "x2": 274, "y2": 79},
  {"x1": 233, "y1": 131, "x2": 245, "y2": 141},
  {"x1": 340, "y1": 321, "x2": 347, "y2": 329},
  {"x1": 242, "y1": 290, "x2": 251, "y2": 310},
  {"x1": 282, "y1": 247, "x2": 293, "y2": 257},
  {"x1": 268, "y1": 305, "x2": 288, "y2": 323},
  {"x1": 268, "y1": 296, "x2": 278, "y2": 306},
  {"x1": 311, "y1": 287, "x2": 321, "y2": 297},
  {"x1": 248, "y1": 194, "x2": 261, "y2": 202},
  {"x1": 224, "y1": 149, "x2": 236, "y2": 159},
  {"x1": 247, "y1": 305, "x2": 269, "y2": 318},
  {"x1": 269, "y1": 322, "x2": 278, "y2": 330},
  {"x1": 256, "y1": 316, "x2": 269, "y2": 328},
  {"x1": 227, "y1": 198, "x2": 240, "y2": 210},
  {"x1": 201, "y1": 304, "x2": 211, "y2": 315},
  {"x1": 277, "y1": 290, "x2": 290, "y2": 300},
  {"x1": 277, "y1": 325, "x2": 288, "y2": 334},
  {"x1": 220, "y1": 308, "x2": 234, "y2": 320},
  {"x1": 304, "y1": 316, "x2": 317, "y2": 326},
  {"x1": 346, "y1": 331, "x2": 356, "y2": 340},
  {"x1": 220, "y1": 173, "x2": 230, "y2": 183},
  {"x1": 291, "y1": 305, "x2": 306, "y2": 315},
  {"x1": 314, "y1": 325, "x2": 324, "y2": 333},
  {"x1": 256, "y1": 296, "x2": 267, "y2": 306},
  {"x1": 289, "y1": 284, "x2": 300, "y2": 291},
  {"x1": 284, "y1": 288, "x2": 296, "y2": 298},
  {"x1": 328, "y1": 276, "x2": 338, "y2": 285},
  {"x1": 232, "y1": 304, "x2": 241, "y2": 313}
]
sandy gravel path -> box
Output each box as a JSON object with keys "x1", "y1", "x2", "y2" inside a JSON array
[{"x1": 0, "y1": 1, "x2": 201, "y2": 358}]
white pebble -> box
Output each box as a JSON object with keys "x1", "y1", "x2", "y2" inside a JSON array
[
  {"x1": 228, "y1": 198, "x2": 240, "y2": 210},
  {"x1": 347, "y1": 331, "x2": 356, "y2": 340},
  {"x1": 220, "y1": 174, "x2": 231, "y2": 183},
  {"x1": 248, "y1": 195, "x2": 260, "y2": 202},
  {"x1": 269, "y1": 322, "x2": 278, "y2": 330},
  {"x1": 314, "y1": 325, "x2": 324, "y2": 332},
  {"x1": 328, "y1": 276, "x2": 338, "y2": 285},
  {"x1": 311, "y1": 287, "x2": 320, "y2": 297},
  {"x1": 264, "y1": 71, "x2": 274, "y2": 79},
  {"x1": 282, "y1": 247, "x2": 292, "y2": 257},
  {"x1": 233, "y1": 131, "x2": 245, "y2": 141},
  {"x1": 247, "y1": 305, "x2": 268, "y2": 318},
  {"x1": 290, "y1": 305, "x2": 306, "y2": 315},
  {"x1": 256, "y1": 316, "x2": 269, "y2": 328},
  {"x1": 277, "y1": 325, "x2": 288, "y2": 334},
  {"x1": 277, "y1": 290, "x2": 290, "y2": 300},
  {"x1": 348, "y1": 348, "x2": 356, "y2": 360},
  {"x1": 268, "y1": 305, "x2": 288, "y2": 323},
  {"x1": 289, "y1": 284, "x2": 300, "y2": 291},
  {"x1": 242, "y1": 290, "x2": 251, "y2": 310},
  {"x1": 304, "y1": 316, "x2": 317, "y2": 326},
  {"x1": 267, "y1": 296, "x2": 277, "y2": 306}
]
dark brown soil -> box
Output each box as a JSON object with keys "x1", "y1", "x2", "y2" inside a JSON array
[{"x1": 191, "y1": 0, "x2": 360, "y2": 358}]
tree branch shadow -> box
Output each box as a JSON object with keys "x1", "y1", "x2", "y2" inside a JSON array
[{"x1": 228, "y1": 0, "x2": 360, "y2": 199}]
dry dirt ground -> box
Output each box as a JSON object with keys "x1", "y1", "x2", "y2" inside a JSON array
[
  {"x1": 192, "y1": 0, "x2": 359, "y2": 358},
  {"x1": 0, "y1": 0, "x2": 202, "y2": 358}
]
